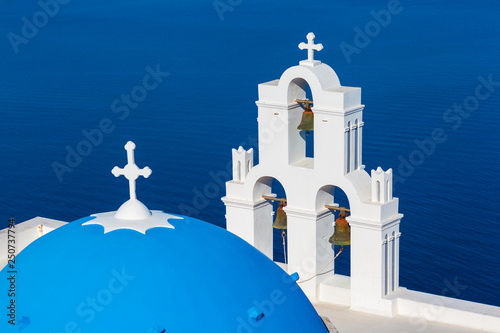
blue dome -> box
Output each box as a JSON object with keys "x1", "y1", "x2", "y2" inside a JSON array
[{"x1": 1, "y1": 213, "x2": 328, "y2": 332}]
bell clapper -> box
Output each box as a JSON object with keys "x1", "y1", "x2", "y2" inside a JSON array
[{"x1": 336, "y1": 245, "x2": 344, "y2": 259}]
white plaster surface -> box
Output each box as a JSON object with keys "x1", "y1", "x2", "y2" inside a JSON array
[
  {"x1": 0, "y1": 217, "x2": 67, "y2": 270},
  {"x1": 314, "y1": 302, "x2": 497, "y2": 333},
  {"x1": 84, "y1": 210, "x2": 181, "y2": 234},
  {"x1": 391, "y1": 289, "x2": 500, "y2": 332}
]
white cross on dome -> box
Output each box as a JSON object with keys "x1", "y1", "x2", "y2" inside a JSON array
[
  {"x1": 83, "y1": 141, "x2": 182, "y2": 232},
  {"x1": 112, "y1": 141, "x2": 152, "y2": 201}
]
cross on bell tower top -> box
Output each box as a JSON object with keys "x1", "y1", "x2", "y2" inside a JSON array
[{"x1": 298, "y1": 32, "x2": 323, "y2": 67}]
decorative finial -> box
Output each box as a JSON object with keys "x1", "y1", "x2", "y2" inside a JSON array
[
  {"x1": 299, "y1": 32, "x2": 323, "y2": 62},
  {"x1": 112, "y1": 141, "x2": 152, "y2": 201}
]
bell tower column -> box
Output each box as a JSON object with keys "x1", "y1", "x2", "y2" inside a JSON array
[
  {"x1": 224, "y1": 198, "x2": 274, "y2": 259},
  {"x1": 348, "y1": 167, "x2": 402, "y2": 315},
  {"x1": 349, "y1": 214, "x2": 402, "y2": 314},
  {"x1": 286, "y1": 207, "x2": 335, "y2": 301}
]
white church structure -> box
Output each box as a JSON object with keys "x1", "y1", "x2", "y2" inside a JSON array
[
  {"x1": 1, "y1": 33, "x2": 499, "y2": 333},
  {"x1": 222, "y1": 33, "x2": 500, "y2": 331},
  {"x1": 223, "y1": 32, "x2": 402, "y2": 314}
]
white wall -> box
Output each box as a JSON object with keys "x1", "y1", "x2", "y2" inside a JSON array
[{"x1": 0, "y1": 217, "x2": 67, "y2": 270}]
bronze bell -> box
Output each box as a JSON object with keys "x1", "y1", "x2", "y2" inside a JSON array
[
  {"x1": 329, "y1": 211, "x2": 350, "y2": 246},
  {"x1": 272, "y1": 202, "x2": 287, "y2": 230},
  {"x1": 297, "y1": 102, "x2": 314, "y2": 135}
]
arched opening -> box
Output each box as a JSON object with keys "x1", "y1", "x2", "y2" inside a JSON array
[
  {"x1": 331, "y1": 187, "x2": 351, "y2": 277},
  {"x1": 376, "y1": 180, "x2": 381, "y2": 202},
  {"x1": 253, "y1": 177, "x2": 288, "y2": 263},
  {"x1": 287, "y1": 77, "x2": 308, "y2": 102},
  {"x1": 270, "y1": 180, "x2": 287, "y2": 263},
  {"x1": 288, "y1": 78, "x2": 315, "y2": 167},
  {"x1": 316, "y1": 185, "x2": 352, "y2": 277},
  {"x1": 304, "y1": 84, "x2": 314, "y2": 159}
]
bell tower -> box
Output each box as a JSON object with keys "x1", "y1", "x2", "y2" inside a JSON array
[{"x1": 222, "y1": 33, "x2": 403, "y2": 316}]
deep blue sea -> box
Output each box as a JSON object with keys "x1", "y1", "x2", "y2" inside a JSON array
[{"x1": 1, "y1": 0, "x2": 499, "y2": 307}]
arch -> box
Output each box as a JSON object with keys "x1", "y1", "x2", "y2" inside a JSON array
[
  {"x1": 278, "y1": 64, "x2": 341, "y2": 106},
  {"x1": 285, "y1": 75, "x2": 321, "y2": 104},
  {"x1": 315, "y1": 185, "x2": 335, "y2": 211},
  {"x1": 288, "y1": 78, "x2": 315, "y2": 163},
  {"x1": 253, "y1": 176, "x2": 288, "y2": 263},
  {"x1": 253, "y1": 176, "x2": 276, "y2": 201},
  {"x1": 315, "y1": 184, "x2": 352, "y2": 213},
  {"x1": 315, "y1": 184, "x2": 352, "y2": 276},
  {"x1": 253, "y1": 176, "x2": 288, "y2": 201},
  {"x1": 288, "y1": 78, "x2": 308, "y2": 102}
]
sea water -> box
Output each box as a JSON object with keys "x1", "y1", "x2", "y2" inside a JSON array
[{"x1": 1, "y1": 0, "x2": 499, "y2": 307}]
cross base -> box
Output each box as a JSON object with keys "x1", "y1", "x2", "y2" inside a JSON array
[
  {"x1": 300, "y1": 59, "x2": 322, "y2": 67},
  {"x1": 115, "y1": 198, "x2": 151, "y2": 220}
]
